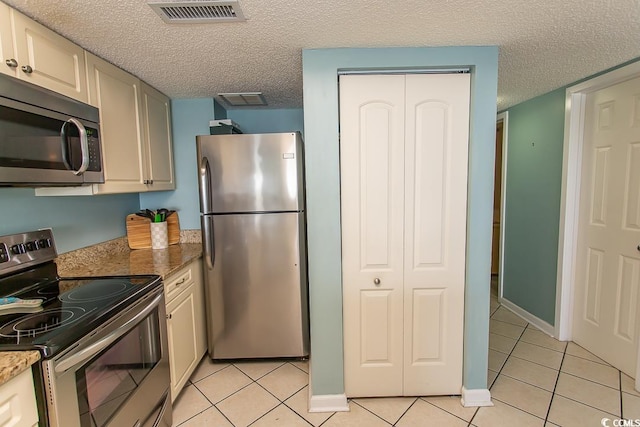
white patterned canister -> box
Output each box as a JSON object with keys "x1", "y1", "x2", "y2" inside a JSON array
[{"x1": 150, "y1": 221, "x2": 169, "y2": 249}]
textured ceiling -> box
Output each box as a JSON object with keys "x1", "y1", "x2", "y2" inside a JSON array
[{"x1": 4, "y1": 0, "x2": 640, "y2": 110}]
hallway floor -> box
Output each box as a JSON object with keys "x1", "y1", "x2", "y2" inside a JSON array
[{"x1": 172, "y1": 288, "x2": 640, "y2": 426}]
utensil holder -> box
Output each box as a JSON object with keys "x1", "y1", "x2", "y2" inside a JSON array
[{"x1": 150, "y1": 222, "x2": 168, "y2": 249}]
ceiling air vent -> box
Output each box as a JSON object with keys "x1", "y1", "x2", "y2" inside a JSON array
[{"x1": 149, "y1": 0, "x2": 246, "y2": 24}]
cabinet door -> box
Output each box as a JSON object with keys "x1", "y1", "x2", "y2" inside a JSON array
[
  {"x1": 0, "y1": 369, "x2": 39, "y2": 427},
  {"x1": 86, "y1": 52, "x2": 147, "y2": 194},
  {"x1": 11, "y1": 9, "x2": 88, "y2": 102},
  {"x1": 0, "y1": 4, "x2": 16, "y2": 77},
  {"x1": 191, "y1": 259, "x2": 207, "y2": 357},
  {"x1": 166, "y1": 283, "x2": 198, "y2": 402},
  {"x1": 141, "y1": 82, "x2": 175, "y2": 191}
]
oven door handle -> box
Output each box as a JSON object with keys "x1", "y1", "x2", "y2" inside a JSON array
[{"x1": 54, "y1": 291, "x2": 163, "y2": 373}]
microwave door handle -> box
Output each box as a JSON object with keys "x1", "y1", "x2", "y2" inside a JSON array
[
  {"x1": 60, "y1": 118, "x2": 90, "y2": 175},
  {"x1": 54, "y1": 291, "x2": 163, "y2": 373}
]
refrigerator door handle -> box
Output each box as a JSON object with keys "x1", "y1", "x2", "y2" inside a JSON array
[
  {"x1": 199, "y1": 156, "x2": 212, "y2": 213},
  {"x1": 202, "y1": 215, "x2": 215, "y2": 270}
]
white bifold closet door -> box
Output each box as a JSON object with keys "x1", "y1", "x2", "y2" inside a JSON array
[{"x1": 340, "y1": 73, "x2": 470, "y2": 397}]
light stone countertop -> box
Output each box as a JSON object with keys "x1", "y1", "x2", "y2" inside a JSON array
[
  {"x1": 0, "y1": 351, "x2": 40, "y2": 386},
  {"x1": 0, "y1": 232, "x2": 203, "y2": 385}
]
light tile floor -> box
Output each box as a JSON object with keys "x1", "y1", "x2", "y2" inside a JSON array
[{"x1": 173, "y1": 287, "x2": 640, "y2": 426}]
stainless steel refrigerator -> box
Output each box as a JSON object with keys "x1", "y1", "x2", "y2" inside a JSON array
[{"x1": 196, "y1": 132, "x2": 309, "y2": 360}]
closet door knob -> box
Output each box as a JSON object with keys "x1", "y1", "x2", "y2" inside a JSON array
[
  {"x1": 21, "y1": 65, "x2": 33, "y2": 74},
  {"x1": 373, "y1": 278, "x2": 381, "y2": 285},
  {"x1": 5, "y1": 58, "x2": 17, "y2": 68}
]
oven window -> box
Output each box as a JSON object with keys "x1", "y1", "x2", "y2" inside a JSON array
[{"x1": 76, "y1": 310, "x2": 162, "y2": 427}]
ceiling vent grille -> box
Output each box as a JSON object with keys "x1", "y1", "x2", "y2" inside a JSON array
[{"x1": 149, "y1": 1, "x2": 246, "y2": 24}]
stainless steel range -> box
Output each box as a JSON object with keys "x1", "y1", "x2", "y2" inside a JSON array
[{"x1": 0, "y1": 229, "x2": 172, "y2": 427}]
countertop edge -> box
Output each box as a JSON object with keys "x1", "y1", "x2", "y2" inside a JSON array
[
  {"x1": 0, "y1": 242, "x2": 203, "y2": 385},
  {"x1": 0, "y1": 351, "x2": 40, "y2": 386}
]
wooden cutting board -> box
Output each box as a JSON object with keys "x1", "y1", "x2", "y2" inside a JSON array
[{"x1": 126, "y1": 213, "x2": 180, "y2": 249}]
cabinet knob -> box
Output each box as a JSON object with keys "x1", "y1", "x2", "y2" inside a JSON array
[
  {"x1": 166, "y1": 314, "x2": 172, "y2": 320},
  {"x1": 5, "y1": 58, "x2": 17, "y2": 68},
  {"x1": 373, "y1": 278, "x2": 381, "y2": 285},
  {"x1": 21, "y1": 65, "x2": 33, "y2": 74}
]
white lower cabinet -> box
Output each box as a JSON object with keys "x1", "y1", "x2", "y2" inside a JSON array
[
  {"x1": 164, "y1": 258, "x2": 206, "y2": 402},
  {"x1": 0, "y1": 368, "x2": 38, "y2": 427}
]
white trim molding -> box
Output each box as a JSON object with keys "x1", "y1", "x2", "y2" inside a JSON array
[
  {"x1": 496, "y1": 111, "x2": 509, "y2": 301},
  {"x1": 461, "y1": 387, "x2": 493, "y2": 407},
  {"x1": 501, "y1": 298, "x2": 556, "y2": 337},
  {"x1": 308, "y1": 393, "x2": 349, "y2": 413},
  {"x1": 555, "y1": 60, "x2": 640, "y2": 343}
]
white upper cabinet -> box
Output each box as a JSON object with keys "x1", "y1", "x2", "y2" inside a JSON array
[
  {"x1": 0, "y1": 3, "x2": 15, "y2": 78},
  {"x1": 5, "y1": 7, "x2": 88, "y2": 102},
  {"x1": 86, "y1": 52, "x2": 148, "y2": 194},
  {"x1": 141, "y1": 82, "x2": 175, "y2": 191},
  {"x1": 37, "y1": 54, "x2": 175, "y2": 195}
]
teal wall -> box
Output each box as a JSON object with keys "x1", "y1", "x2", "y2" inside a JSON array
[
  {"x1": 0, "y1": 189, "x2": 139, "y2": 253},
  {"x1": 302, "y1": 46, "x2": 499, "y2": 395},
  {"x1": 501, "y1": 89, "x2": 566, "y2": 325},
  {"x1": 228, "y1": 109, "x2": 304, "y2": 135},
  {"x1": 500, "y1": 57, "x2": 640, "y2": 327},
  {"x1": 140, "y1": 100, "x2": 305, "y2": 229}
]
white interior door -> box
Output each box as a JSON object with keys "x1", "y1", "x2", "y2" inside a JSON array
[
  {"x1": 340, "y1": 73, "x2": 469, "y2": 397},
  {"x1": 340, "y1": 74, "x2": 406, "y2": 397},
  {"x1": 403, "y1": 73, "x2": 469, "y2": 395},
  {"x1": 573, "y1": 75, "x2": 640, "y2": 377}
]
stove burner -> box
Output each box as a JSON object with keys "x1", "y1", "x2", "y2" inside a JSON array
[
  {"x1": 0, "y1": 307, "x2": 88, "y2": 338},
  {"x1": 36, "y1": 283, "x2": 60, "y2": 296},
  {"x1": 59, "y1": 280, "x2": 132, "y2": 303}
]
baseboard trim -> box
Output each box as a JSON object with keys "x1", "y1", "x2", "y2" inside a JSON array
[
  {"x1": 500, "y1": 297, "x2": 556, "y2": 337},
  {"x1": 308, "y1": 393, "x2": 350, "y2": 413},
  {"x1": 461, "y1": 387, "x2": 493, "y2": 407}
]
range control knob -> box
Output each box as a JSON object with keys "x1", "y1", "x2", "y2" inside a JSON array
[
  {"x1": 0, "y1": 244, "x2": 8, "y2": 263},
  {"x1": 38, "y1": 239, "x2": 51, "y2": 249},
  {"x1": 10, "y1": 244, "x2": 26, "y2": 255},
  {"x1": 25, "y1": 241, "x2": 38, "y2": 251}
]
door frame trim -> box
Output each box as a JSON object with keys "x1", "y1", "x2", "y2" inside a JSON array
[
  {"x1": 496, "y1": 111, "x2": 509, "y2": 301},
  {"x1": 555, "y1": 61, "x2": 640, "y2": 389}
]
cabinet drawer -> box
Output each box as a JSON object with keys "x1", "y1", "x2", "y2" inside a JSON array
[{"x1": 164, "y1": 264, "x2": 194, "y2": 302}]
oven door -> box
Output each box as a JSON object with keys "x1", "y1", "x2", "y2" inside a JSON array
[{"x1": 42, "y1": 288, "x2": 171, "y2": 427}]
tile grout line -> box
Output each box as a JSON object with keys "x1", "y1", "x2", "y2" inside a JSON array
[
  {"x1": 349, "y1": 398, "x2": 395, "y2": 425},
  {"x1": 217, "y1": 363, "x2": 309, "y2": 427},
  {"x1": 469, "y1": 305, "x2": 529, "y2": 426},
  {"x1": 391, "y1": 397, "x2": 419, "y2": 425},
  {"x1": 619, "y1": 370, "x2": 623, "y2": 419},
  {"x1": 419, "y1": 397, "x2": 479, "y2": 425},
  {"x1": 559, "y1": 370, "x2": 622, "y2": 391},
  {"x1": 249, "y1": 374, "x2": 311, "y2": 425},
  {"x1": 543, "y1": 342, "x2": 566, "y2": 424}
]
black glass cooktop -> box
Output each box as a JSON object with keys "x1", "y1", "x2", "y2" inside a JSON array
[{"x1": 0, "y1": 262, "x2": 161, "y2": 358}]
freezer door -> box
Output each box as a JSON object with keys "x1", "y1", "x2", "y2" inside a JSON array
[
  {"x1": 196, "y1": 132, "x2": 304, "y2": 214},
  {"x1": 203, "y1": 212, "x2": 309, "y2": 359}
]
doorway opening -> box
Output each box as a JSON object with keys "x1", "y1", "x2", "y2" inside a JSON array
[{"x1": 493, "y1": 112, "x2": 508, "y2": 301}]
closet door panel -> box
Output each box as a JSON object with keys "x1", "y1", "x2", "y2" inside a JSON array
[
  {"x1": 340, "y1": 74, "x2": 405, "y2": 397},
  {"x1": 403, "y1": 73, "x2": 470, "y2": 395}
]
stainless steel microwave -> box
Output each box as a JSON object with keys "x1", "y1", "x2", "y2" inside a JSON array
[{"x1": 0, "y1": 73, "x2": 104, "y2": 186}]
